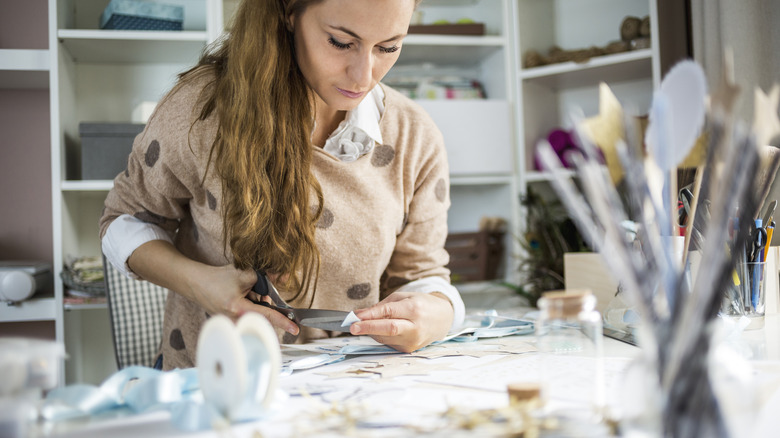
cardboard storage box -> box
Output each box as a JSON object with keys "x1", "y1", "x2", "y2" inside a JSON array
[
  {"x1": 445, "y1": 230, "x2": 505, "y2": 283},
  {"x1": 79, "y1": 122, "x2": 144, "y2": 180}
]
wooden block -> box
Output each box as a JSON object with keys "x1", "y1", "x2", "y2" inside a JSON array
[
  {"x1": 563, "y1": 253, "x2": 619, "y2": 315},
  {"x1": 408, "y1": 23, "x2": 485, "y2": 36}
]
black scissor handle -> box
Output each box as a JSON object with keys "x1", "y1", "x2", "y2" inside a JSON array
[
  {"x1": 249, "y1": 270, "x2": 297, "y2": 321},
  {"x1": 252, "y1": 269, "x2": 270, "y2": 297}
]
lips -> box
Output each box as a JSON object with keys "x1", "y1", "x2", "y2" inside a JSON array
[{"x1": 337, "y1": 88, "x2": 365, "y2": 99}]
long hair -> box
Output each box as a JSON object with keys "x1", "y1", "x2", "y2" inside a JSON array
[{"x1": 178, "y1": 0, "x2": 325, "y2": 296}]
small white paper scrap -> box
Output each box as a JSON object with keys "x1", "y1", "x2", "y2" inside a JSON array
[{"x1": 341, "y1": 311, "x2": 360, "y2": 327}]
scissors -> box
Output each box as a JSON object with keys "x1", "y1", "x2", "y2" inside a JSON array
[
  {"x1": 249, "y1": 270, "x2": 352, "y2": 333},
  {"x1": 678, "y1": 186, "x2": 709, "y2": 246},
  {"x1": 762, "y1": 200, "x2": 777, "y2": 230},
  {"x1": 747, "y1": 220, "x2": 767, "y2": 263}
]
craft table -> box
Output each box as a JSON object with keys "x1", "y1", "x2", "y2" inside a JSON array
[{"x1": 40, "y1": 312, "x2": 780, "y2": 438}]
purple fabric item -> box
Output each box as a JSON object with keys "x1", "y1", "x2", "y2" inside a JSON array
[{"x1": 534, "y1": 129, "x2": 578, "y2": 170}]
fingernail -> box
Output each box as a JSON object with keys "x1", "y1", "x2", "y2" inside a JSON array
[
  {"x1": 289, "y1": 325, "x2": 300, "y2": 336},
  {"x1": 350, "y1": 324, "x2": 361, "y2": 335}
]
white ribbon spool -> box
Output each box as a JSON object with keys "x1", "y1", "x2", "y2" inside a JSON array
[{"x1": 197, "y1": 313, "x2": 281, "y2": 421}]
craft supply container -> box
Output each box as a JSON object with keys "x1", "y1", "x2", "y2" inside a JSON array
[
  {"x1": 722, "y1": 261, "x2": 767, "y2": 330},
  {"x1": 535, "y1": 290, "x2": 604, "y2": 422}
]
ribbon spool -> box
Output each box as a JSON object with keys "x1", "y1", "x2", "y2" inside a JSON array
[{"x1": 197, "y1": 313, "x2": 281, "y2": 421}]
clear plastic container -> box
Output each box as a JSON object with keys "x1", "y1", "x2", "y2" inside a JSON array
[
  {"x1": 536, "y1": 290, "x2": 605, "y2": 423},
  {"x1": 0, "y1": 337, "x2": 64, "y2": 436}
]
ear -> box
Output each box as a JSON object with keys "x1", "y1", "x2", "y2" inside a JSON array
[{"x1": 286, "y1": 13, "x2": 295, "y2": 32}]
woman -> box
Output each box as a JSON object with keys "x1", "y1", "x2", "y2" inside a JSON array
[{"x1": 100, "y1": 0, "x2": 464, "y2": 370}]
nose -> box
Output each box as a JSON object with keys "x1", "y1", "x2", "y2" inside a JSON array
[{"x1": 348, "y1": 49, "x2": 373, "y2": 90}]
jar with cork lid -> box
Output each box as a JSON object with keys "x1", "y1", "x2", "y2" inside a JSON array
[{"x1": 535, "y1": 289, "x2": 604, "y2": 423}]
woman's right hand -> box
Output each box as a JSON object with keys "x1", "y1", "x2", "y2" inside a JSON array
[
  {"x1": 187, "y1": 264, "x2": 300, "y2": 335},
  {"x1": 127, "y1": 240, "x2": 299, "y2": 335}
]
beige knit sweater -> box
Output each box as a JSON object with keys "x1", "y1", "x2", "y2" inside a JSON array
[{"x1": 99, "y1": 75, "x2": 452, "y2": 370}]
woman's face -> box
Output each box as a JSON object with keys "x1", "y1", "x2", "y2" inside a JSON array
[{"x1": 292, "y1": 0, "x2": 415, "y2": 112}]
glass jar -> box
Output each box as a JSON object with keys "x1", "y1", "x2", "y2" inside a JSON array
[{"x1": 536, "y1": 290, "x2": 604, "y2": 423}]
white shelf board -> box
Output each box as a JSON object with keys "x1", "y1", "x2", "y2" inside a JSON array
[
  {"x1": 0, "y1": 49, "x2": 50, "y2": 71},
  {"x1": 405, "y1": 34, "x2": 506, "y2": 47},
  {"x1": 519, "y1": 49, "x2": 653, "y2": 90},
  {"x1": 451, "y1": 174, "x2": 514, "y2": 186},
  {"x1": 0, "y1": 49, "x2": 50, "y2": 89},
  {"x1": 58, "y1": 30, "x2": 208, "y2": 64},
  {"x1": 61, "y1": 180, "x2": 114, "y2": 191},
  {"x1": 399, "y1": 35, "x2": 505, "y2": 67},
  {"x1": 64, "y1": 302, "x2": 108, "y2": 311},
  {"x1": 456, "y1": 280, "x2": 515, "y2": 295},
  {"x1": 0, "y1": 297, "x2": 56, "y2": 322},
  {"x1": 525, "y1": 169, "x2": 576, "y2": 183}
]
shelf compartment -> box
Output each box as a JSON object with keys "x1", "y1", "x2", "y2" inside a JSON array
[
  {"x1": 61, "y1": 180, "x2": 114, "y2": 191},
  {"x1": 58, "y1": 30, "x2": 208, "y2": 64},
  {"x1": 0, "y1": 297, "x2": 56, "y2": 322},
  {"x1": 525, "y1": 169, "x2": 576, "y2": 183},
  {"x1": 516, "y1": 0, "x2": 651, "y2": 59},
  {"x1": 451, "y1": 174, "x2": 514, "y2": 186},
  {"x1": 417, "y1": 99, "x2": 514, "y2": 176},
  {"x1": 520, "y1": 49, "x2": 653, "y2": 90},
  {"x1": 0, "y1": 49, "x2": 50, "y2": 89}
]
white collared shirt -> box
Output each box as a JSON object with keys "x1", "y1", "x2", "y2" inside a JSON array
[{"x1": 321, "y1": 85, "x2": 384, "y2": 161}]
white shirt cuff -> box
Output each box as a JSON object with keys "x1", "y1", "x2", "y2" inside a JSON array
[
  {"x1": 102, "y1": 214, "x2": 173, "y2": 279},
  {"x1": 395, "y1": 276, "x2": 465, "y2": 332}
]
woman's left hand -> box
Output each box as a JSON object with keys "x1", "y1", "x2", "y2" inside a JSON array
[{"x1": 350, "y1": 292, "x2": 454, "y2": 352}]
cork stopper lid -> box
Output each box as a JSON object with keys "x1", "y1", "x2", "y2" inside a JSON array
[
  {"x1": 538, "y1": 289, "x2": 595, "y2": 318},
  {"x1": 507, "y1": 382, "x2": 541, "y2": 404}
]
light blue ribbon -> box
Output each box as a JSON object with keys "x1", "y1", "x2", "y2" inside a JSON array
[{"x1": 43, "y1": 344, "x2": 273, "y2": 431}]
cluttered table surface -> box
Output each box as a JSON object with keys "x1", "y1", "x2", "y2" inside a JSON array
[{"x1": 30, "y1": 304, "x2": 780, "y2": 438}]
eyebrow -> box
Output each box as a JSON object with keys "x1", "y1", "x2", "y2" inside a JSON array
[{"x1": 329, "y1": 25, "x2": 406, "y2": 44}]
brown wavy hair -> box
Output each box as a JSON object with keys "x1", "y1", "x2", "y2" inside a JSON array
[
  {"x1": 174, "y1": 0, "x2": 420, "y2": 296},
  {"x1": 177, "y1": 0, "x2": 326, "y2": 296}
]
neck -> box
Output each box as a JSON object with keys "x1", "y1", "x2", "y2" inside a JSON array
[{"x1": 311, "y1": 97, "x2": 346, "y2": 147}]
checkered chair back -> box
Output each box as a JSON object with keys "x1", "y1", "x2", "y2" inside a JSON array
[{"x1": 103, "y1": 256, "x2": 169, "y2": 369}]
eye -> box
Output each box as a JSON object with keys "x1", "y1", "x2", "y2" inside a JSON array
[
  {"x1": 328, "y1": 36, "x2": 352, "y2": 50},
  {"x1": 379, "y1": 45, "x2": 400, "y2": 54}
]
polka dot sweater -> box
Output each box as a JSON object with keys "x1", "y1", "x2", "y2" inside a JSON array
[{"x1": 99, "y1": 76, "x2": 452, "y2": 370}]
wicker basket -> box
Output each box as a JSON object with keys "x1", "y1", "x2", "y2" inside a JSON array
[
  {"x1": 61, "y1": 269, "x2": 106, "y2": 297},
  {"x1": 445, "y1": 230, "x2": 505, "y2": 283}
]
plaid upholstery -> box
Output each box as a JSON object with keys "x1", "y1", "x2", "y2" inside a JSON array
[{"x1": 103, "y1": 256, "x2": 168, "y2": 369}]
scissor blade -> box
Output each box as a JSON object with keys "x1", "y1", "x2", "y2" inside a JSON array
[{"x1": 294, "y1": 308, "x2": 352, "y2": 333}]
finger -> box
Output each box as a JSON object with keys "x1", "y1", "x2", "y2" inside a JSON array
[
  {"x1": 355, "y1": 293, "x2": 424, "y2": 322},
  {"x1": 238, "y1": 268, "x2": 259, "y2": 289},
  {"x1": 238, "y1": 299, "x2": 299, "y2": 335},
  {"x1": 244, "y1": 291, "x2": 272, "y2": 305},
  {"x1": 350, "y1": 318, "x2": 414, "y2": 338},
  {"x1": 354, "y1": 300, "x2": 405, "y2": 321},
  {"x1": 354, "y1": 292, "x2": 412, "y2": 314}
]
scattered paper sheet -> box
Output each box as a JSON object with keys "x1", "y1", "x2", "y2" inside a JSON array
[{"x1": 341, "y1": 311, "x2": 360, "y2": 328}]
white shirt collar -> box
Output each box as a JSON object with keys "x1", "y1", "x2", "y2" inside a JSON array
[{"x1": 322, "y1": 85, "x2": 385, "y2": 162}]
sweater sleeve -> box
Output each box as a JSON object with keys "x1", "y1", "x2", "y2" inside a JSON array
[
  {"x1": 380, "y1": 111, "x2": 464, "y2": 328},
  {"x1": 98, "y1": 82, "x2": 210, "y2": 252}
]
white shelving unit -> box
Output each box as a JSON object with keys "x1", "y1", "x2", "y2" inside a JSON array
[
  {"x1": 0, "y1": 40, "x2": 55, "y2": 324},
  {"x1": 399, "y1": 0, "x2": 522, "y2": 284},
  {"x1": 513, "y1": 0, "x2": 661, "y2": 187},
  {"x1": 48, "y1": 0, "x2": 222, "y2": 384}
]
